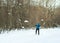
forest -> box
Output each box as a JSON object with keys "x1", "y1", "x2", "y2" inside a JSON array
[{"x1": 0, "y1": 0, "x2": 60, "y2": 30}]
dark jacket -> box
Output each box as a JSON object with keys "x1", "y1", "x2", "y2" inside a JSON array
[{"x1": 35, "y1": 23, "x2": 40, "y2": 30}]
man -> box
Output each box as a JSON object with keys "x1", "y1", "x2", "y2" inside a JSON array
[{"x1": 35, "y1": 23, "x2": 41, "y2": 35}]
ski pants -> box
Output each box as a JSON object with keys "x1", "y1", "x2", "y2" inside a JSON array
[{"x1": 36, "y1": 28, "x2": 39, "y2": 35}]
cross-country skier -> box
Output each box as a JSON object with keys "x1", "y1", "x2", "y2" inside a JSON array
[{"x1": 35, "y1": 23, "x2": 41, "y2": 35}]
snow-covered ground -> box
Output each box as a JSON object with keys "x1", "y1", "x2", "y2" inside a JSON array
[{"x1": 0, "y1": 27, "x2": 60, "y2": 43}]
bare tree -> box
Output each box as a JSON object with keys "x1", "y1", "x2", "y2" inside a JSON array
[{"x1": 38, "y1": 0, "x2": 56, "y2": 27}]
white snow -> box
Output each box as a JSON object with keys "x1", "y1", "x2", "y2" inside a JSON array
[
  {"x1": 0, "y1": 27, "x2": 60, "y2": 43},
  {"x1": 24, "y1": 20, "x2": 29, "y2": 23}
]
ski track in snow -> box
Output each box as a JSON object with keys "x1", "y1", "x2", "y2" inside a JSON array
[{"x1": 0, "y1": 28, "x2": 60, "y2": 43}]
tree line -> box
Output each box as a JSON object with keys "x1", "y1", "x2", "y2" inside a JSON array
[{"x1": 0, "y1": 0, "x2": 59, "y2": 30}]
